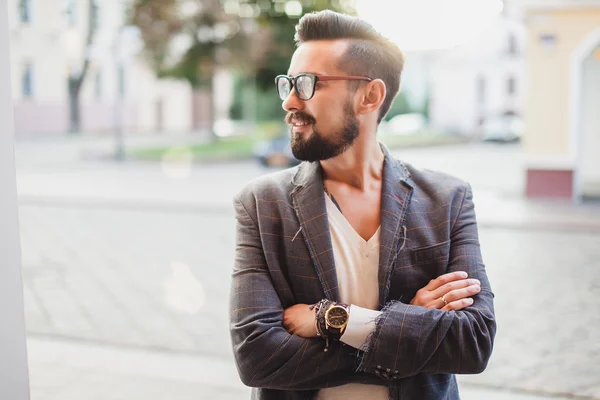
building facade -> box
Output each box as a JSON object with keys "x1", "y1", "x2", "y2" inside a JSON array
[
  {"x1": 8, "y1": 0, "x2": 193, "y2": 136},
  {"x1": 427, "y1": 3, "x2": 527, "y2": 136},
  {"x1": 520, "y1": 0, "x2": 600, "y2": 200}
]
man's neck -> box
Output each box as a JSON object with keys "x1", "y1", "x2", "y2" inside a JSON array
[{"x1": 319, "y1": 137, "x2": 385, "y2": 192}]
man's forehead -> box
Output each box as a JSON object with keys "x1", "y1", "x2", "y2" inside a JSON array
[{"x1": 287, "y1": 40, "x2": 349, "y2": 76}]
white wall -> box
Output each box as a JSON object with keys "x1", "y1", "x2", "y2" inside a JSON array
[
  {"x1": 0, "y1": 1, "x2": 31, "y2": 399},
  {"x1": 9, "y1": 0, "x2": 67, "y2": 102},
  {"x1": 428, "y1": 8, "x2": 526, "y2": 135},
  {"x1": 580, "y1": 45, "x2": 600, "y2": 196},
  {"x1": 131, "y1": 58, "x2": 193, "y2": 133},
  {"x1": 8, "y1": 0, "x2": 195, "y2": 135}
]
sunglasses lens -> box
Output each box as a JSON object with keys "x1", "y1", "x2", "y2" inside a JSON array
[
  {"x1": 277, "y1": 78, "x2": 291, "y2": 100},
  {"x1": 296, "y1": 76, "x2": 314, "y2": 100}
]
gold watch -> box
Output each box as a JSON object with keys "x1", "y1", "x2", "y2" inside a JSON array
[{"x1": 324, "y1": 303, "x2": 350, "y2": 340}]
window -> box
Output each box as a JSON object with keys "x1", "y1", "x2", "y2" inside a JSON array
[
  {"x1": 507, "y1": 76, "x2": 516, "y2": 96},
  {"x1": 19, "y1": 0, "x2": 31, "y2": 23},
  {"x1": 22, "y1": 63, "x2": 33, "y2": 98}
]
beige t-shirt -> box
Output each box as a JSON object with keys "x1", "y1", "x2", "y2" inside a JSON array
[{"x1": 316, "y1": 193, "x2": 387, "y2": 400}]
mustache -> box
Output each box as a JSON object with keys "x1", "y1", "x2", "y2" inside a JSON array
[{"x1": 285, "y1": 112, "x2": 315, "y2": 125}]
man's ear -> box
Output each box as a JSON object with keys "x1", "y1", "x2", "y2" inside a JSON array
[{"x1": 357, "y1": 79, "x2": 386, "y2": 116}]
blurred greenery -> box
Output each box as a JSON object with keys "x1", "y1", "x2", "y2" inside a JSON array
[
  {"x1": 132, "y1": 120, "x2": 282, "y2": 162},
  {"x1": 132, "y1": 127, "x2": 468, "y2": 163},
  {"x1": 383, "y1": 92, "x2": 412, "y2": 122},
  {"x1": 229, "y1": 74, "x2": 285, "y2": 121}
]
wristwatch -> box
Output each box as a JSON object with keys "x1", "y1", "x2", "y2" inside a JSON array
[{"x1": 324, "y1": 302, "x2": 350, "y2": 340}]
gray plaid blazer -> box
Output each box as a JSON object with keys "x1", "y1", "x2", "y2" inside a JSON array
[{"x1": 229, "y1": 145, "x2": 496, "y2": 400}]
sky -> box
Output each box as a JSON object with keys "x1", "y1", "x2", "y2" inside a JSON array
[{"x1": 355, "y1": 0, "x2": 505, "y2": 51}]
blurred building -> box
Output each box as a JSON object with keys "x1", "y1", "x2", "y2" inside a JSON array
[
  {"x1": 520, "y1": 0, "x2": 600, "y2": 200},
  {"x1": 427, "y1": 3, "x2": 526, "y2": 136},
  {"x1": 7, "y1": 0, "x2": 194, "y2": 136}
]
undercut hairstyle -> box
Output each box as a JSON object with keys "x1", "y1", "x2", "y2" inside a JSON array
[{"x1": 294, "y1": 10, "x2": 405, "y2": 124}]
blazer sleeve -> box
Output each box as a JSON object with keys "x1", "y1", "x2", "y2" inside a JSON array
[
  {"x1": 229, "y1": 193, "x2": 370, "y2": 390},
  {"x1": 356, "y1": 183, "x2": 497, "y2": 380}
]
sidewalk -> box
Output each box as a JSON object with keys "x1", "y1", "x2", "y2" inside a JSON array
[
  {"x1": 15, "y1": 140, "x2": 600, "y2": 400},
  {"x1": 14, "y1": 130, "x2": 214, "y2": 168},
  {"x1": 28, "y1": 337, "x2": 575, "y2": 400}
]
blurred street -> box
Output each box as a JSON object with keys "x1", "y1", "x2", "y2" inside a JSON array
[{"x1": 14, "y1": 135, "x2": 600, "y2": 400}]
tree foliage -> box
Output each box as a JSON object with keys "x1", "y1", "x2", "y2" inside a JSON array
[{"x1": 131, "y1": 0, "x2": 355, "y2": 89}]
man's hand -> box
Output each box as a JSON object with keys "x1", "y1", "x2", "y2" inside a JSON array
[
  {"x1": 410, "y1": 271, "x2": 481, "y2": 311},
  {"x1": 283, "y1": 304, "x2": 319, "y2": 338}
]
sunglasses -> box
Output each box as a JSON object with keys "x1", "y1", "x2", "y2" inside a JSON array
[{"x1": 275, "y1": 73, "x2": 373, "y2": 101}]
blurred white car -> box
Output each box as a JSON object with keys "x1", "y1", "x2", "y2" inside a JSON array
[
  {"x1": 480, "y1": 115, "x2": 524, "y2": 142},
  {"x1": 381, "y1": 113, "x2": 426, "y2": 135}
]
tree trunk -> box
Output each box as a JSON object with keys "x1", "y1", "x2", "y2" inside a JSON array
[
  {"x1": 68, "y1": 80, "x2": 81, "y2": 133},
  {"x1": 68, "y1": 0, "x2": 96, "y2": 134}
]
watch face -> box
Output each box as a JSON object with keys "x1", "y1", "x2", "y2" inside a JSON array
[{"x1": 326, "y1": 306, "x2": 348, "y2": 329}]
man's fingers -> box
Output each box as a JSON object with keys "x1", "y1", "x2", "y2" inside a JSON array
[
  {"x1": 424, "y1": 271, "x2": 468, "y2": 291},
  {"x1": 441, "y1": 297, "x2": 474, "y2": 311},
  {"x1": 433, "y1": 279, "x2": 480, "y2": 299},
  {"x1": 283, "y1": 320, "x2": 297, "y2": 333}
]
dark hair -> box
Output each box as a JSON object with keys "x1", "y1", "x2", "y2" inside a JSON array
[{"x1": 294, "y1": 10, "x2": 405, "y2": 123}]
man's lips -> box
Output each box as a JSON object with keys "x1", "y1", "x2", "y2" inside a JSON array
[
  {"x1": 286, "y1": 114, "x2": 314, "y2": 127},
  {"x1": 290, "y1": 119, "x2": 311, "y2": 127}
]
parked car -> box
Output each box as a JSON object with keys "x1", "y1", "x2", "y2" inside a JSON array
[
  {"x1": 480, "y1": 115, "x2": 524, "y2": 142},
  {"x1": 253, "y1": 133, "x2": 300, "y2": 168}
]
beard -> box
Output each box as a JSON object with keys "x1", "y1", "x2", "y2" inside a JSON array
[{"x1": 286, "y1": 102, "x2": 359, "y2": 162}]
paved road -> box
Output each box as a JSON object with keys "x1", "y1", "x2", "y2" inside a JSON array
[{"x1": 14, "y1": 139, "x2": 600, "y2": 399}]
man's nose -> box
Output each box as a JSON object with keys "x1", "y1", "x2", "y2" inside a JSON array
[{"x1": 281, "y1": 88, "x2": 304, "y2": 113}]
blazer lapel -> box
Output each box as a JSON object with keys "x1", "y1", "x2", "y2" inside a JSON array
[
  {"x1": 291, "y1": 162, "x2": 339, "y2": 301},
  {"x1": 378, "y1": 145, "x2": 413, "y2": 307},
  {"x1": 289, "y1": 145, "x2": 413, "y2": 306}
]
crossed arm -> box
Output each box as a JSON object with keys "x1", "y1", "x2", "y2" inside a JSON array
[
  {"x1": 282, "y1": 270, "x2": 483, "y2": 345},
  {"x1": 229, "y1": 196, "x2": 363, "y2": 390},
  {"x1": 229, "y1": 185, "x2": 496, "y2": 390}
]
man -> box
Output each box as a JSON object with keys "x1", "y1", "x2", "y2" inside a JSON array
[{"x1": 229, "y1": 10, "x2": 496, "y2": 400}]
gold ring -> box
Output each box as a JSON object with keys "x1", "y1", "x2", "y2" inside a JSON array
[{"x1": 440, "y1": 295, "x2": 448, "y2": 306}]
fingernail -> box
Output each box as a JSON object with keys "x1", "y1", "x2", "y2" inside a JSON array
[
  {"x1": 459, "y1": 271, "x2": 468, "y2": 278},
  {"x1": 468, "y1": 298, "x2": 474, "y2": 304}
]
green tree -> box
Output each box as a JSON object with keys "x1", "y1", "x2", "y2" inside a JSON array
[
  {"x1": 383, "y1": 92, "x2": 412, "y2": 122},
  {"x1": 131, "y1": 0, "x2": 266, "y2": 141},
  {"x1": 247, "y1": 0, "x2": 357, "y2": 91},
  {"x1": 229, "y1": 0, "x2": 356, "y2": 122}
]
